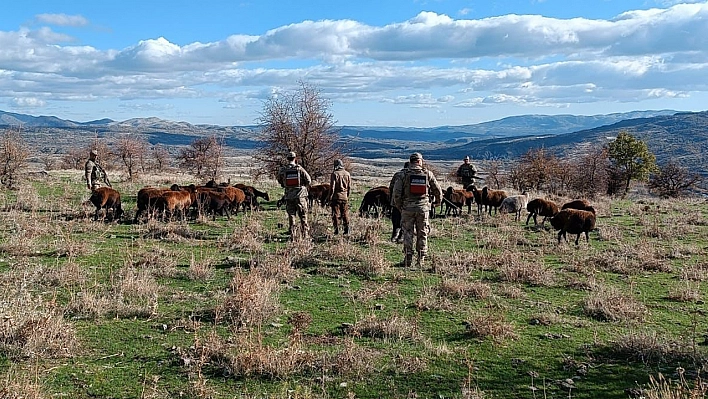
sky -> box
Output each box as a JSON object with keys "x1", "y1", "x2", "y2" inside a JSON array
[{"x1": 1, "y1": 0, "x2": 708, "y2": 127}]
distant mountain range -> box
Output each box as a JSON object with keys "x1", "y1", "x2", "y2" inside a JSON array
[{"x1": 3, "y1": 108, "x2": 708, "y2": 176}]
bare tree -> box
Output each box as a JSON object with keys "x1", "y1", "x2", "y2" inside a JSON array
[
  {"x1": 61, "y1": 147, "x2": 86, "y2": 170},
  {"x1": 508, "y1": 148, "x2": 565, "y2": 194},
  {"x1": 567, "y1": 148, "x2": 610, "y2": 198},
  {"x1": 0, "y1": 128, "x2": 31, "y2": 189},
  {"x1": 253, "y1": 82, "x2": 345, "y2": 181},
  {"x1": 151, "y1": 145, "x2": 170, "y2": 172},
  {"x1": 648, "y1": 162, "x2": 703, "y2": 198},
  {"x1": 177, "y1": 135, "x2": 224, "y2": 180},
  {"x1": 115, "y1": 136, "x2": 148, "y2": 180}
]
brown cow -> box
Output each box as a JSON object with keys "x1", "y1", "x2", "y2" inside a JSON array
[
  {"x1": 134, "y1": 187, "x2": 167, "y2": 223},
  {"x1": 308, "y1": 183, "x2": 332, "y2": 208},
  {"x1": 359, "y1": 186, "x2": 391, "y2": 217},
  {"x1": 88, "y1": 187, "x2": 123, "y2": 221}
]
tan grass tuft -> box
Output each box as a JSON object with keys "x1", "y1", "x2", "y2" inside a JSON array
[
  {"x1": 0, "y1": 288, "x2": 78, "y2": 359},
  {"x1": 463, "y1": 313, "x2": 517, "y2": 342},
  {"x1": 0, "y1": 369, "x2": 48, "y2": 399},
  {"x1": 498, "y1": 259, "x2": 555, "y2": 287},
  {"x1": 681, "y1": 263, "x2": 708, "y2": 282},
  {"x1": 437, "y1": 278, "x2": 492, "y2": 300},
  {"x1": 215, "y1": 269, "x2": 281, "y2": 330},
  {"x1": 583, "y1": 286, "x2": 648, "y2": 322},
  {"x1": 187, "y1": 255, "x2": 215, "y2": 281},
  {"x1": 641, "y1": 371, "x2": 707, "y2": 399},
  {"x1": 348, "y1": 314, "x2": 419, "y2": 341},
  {"x1": 347, "y1": 248, "x2": 389, "y2": 278},
  {"x1": 667, "y1": 282, "x2": 702, "y2": 303}
]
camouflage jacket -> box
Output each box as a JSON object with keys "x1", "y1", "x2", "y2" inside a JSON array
[
  {"x1": 277, "y1": 162, "x2": 312, "y2": 200},
  {"x1": 392, "y1": 165, "x2": 442, "y2": 212}
]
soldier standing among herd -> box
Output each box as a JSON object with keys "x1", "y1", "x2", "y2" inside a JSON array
[
  {"x1": 327, "y1": 159, "x2": 351, "y2": 235},
  {"x1": 456, "y1": 155, "x2": 477, "y2": 188},
  {"x1": 85, "y1": 149, "x2": 111, "y2": 190},
  {"x1": 393, "y1": 152, "x2": 442, "y2": 268},
  {"x1": 277, "y1": 151, "x2": 312, "y2": 240}
]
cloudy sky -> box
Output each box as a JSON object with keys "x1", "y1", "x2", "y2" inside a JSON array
[{"x1": 1, "y1": 0, "x2": 707, "y2": 127}]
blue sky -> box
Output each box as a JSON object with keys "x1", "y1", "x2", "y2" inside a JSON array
[{"x1": 1, "y1": 0, "x2": 707, "y2": 127}]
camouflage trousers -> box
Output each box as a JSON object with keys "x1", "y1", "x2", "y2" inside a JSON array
[
  {"x1": 401, "y1": 209, "x2": 429, "y2": 257},
  {"x1": 286, "y1": 197, "x2": 309, "y2": 239},
  {"x1": 330, "y1": 199, "x2": 349, "y2": 233}
]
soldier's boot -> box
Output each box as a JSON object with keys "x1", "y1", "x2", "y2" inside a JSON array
[
  {"x1": 391, "y1": 228, "x2": 400, "y2": 242},
  {"x1": 343, "y1": 224, "x2": 349, "y2": 235},
  {"x1": 403, "y1": 253, "x2": 413, "y2": 267},
  {"x1": 416, "y1": 253, "x2": 426, "y2": 268}
]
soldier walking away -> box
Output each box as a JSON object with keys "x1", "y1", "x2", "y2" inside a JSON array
[
  {"x1": 328, "y1": 159, "x2": 351, "y2": 235},
  {"x1": 456, "y1": 155, "x2": 478, "y2": 188},
  {"x1": 392, "y1": 152, "x2": 442, "y2": 268},
  {"x1": 388, "y1": 161, "x2": 409, "y2": 243},
  {"x1": 85, "y1": 149, "x2": 111, "y2": 190},
  {"x1": 277, "y1": 151, "x2": 312, "y2": 240}
]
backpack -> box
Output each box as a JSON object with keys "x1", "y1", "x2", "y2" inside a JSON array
[
  {"x1": 406, "y1": 168, "x2": 428, "y2": 196},
  {"x1": 460, "y1": 165, "x2": 472, "y2": 178},
  {"x1": 284, "y1": 166, "x2": 301, "y2": 188}
]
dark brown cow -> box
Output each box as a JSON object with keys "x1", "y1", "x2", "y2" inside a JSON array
[
  {"x1": 88, "y1": 187, "x2": 123, "y2": 221},
  {"x1": 359, "y1": 186, "x2": 391, "y2": 217},
  {"x1": 308, "y1": 183, "x2": 332, "y2": 208},
  {"x1": 134, "y1": 187, "x2": 167, "y2": 223}
]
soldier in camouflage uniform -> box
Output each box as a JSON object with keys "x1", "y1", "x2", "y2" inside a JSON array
[
  {"x1": 277, "y1": 151, "x2": 312, "y2": 240},
  {"x1": 328, "y1": 159, "x2": 351, "y2": 235},
  {"x1": 456, "y1": 155, "x2": 477, "y2": 188},
  {"x1": 85, "y1": 149, "x2": 111, "y2": 190},
  {"x1": 392, "y1": 152, "x2": 442, "y2": 267}
]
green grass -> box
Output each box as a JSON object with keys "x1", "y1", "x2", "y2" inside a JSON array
[{"x1": 0, "y1": 174, "x2": 706, "y2": 398}]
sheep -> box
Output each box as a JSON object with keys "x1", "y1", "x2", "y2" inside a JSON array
[
  {"x1": 359, "y1": 186, "x2": 391, "y2": 217},
  {"x1": 465, "y1": 185, "x2": 484, "y2": 215},
  {"x1": 481, "y1": 186, "x2": 508, "y2": 216},
  {"x1": 561, "y1": 199, "x2": 594, "y2": 212},
  {"x1": 88, "y1": 187, "x2": 123, "y2": 221},
  {"x1": 550, "y1": 208, "x2": 597, "y2": 245},
  {"x1": 525, "y1": 198, "x2": 559, "y2": 226},
  {"x1": 498, "y1": 192, "x2": 529, "y2": 221}
]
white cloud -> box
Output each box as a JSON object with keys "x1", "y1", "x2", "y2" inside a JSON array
[
  {"x1": 11, "y1": 97, "x2": 46, "y2": 107},
  {"x1": 0, "y1": 2, "x2": 707, "y2": 124},
  {"x1": 35, "y1": 13, "x2": 89, "y2": 27}
]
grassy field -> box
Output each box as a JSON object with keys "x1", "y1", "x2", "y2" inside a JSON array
[{"x1": 0, "y1": 170, "x2": 707, "y2": 399}]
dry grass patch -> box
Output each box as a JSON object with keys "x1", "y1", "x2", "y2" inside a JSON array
[
  {"x1": 215, "y1": 269, "x2": 281, "y2": 330},
  {"x1": 0, "y1": 369, "x2": 48, "y2": 399},
  {"x1": 40, "y1": 261, "x2": 88, "y2": 288},
  {"x1": 463, "y1": 313, "x2": 518, "y2": 342},
  {"x1": 219, "y1": 214, "x2": 265, "y2": 254},
  {"x1": 437, "y1": 278, "x2": 492, "y2": 300},
  {"x1": 112, "y1": 266, "x2": 161, "y2": 318},
  {"x1": 640, "y1": 371, "x2": 707, "y2": 399},
  {"x1": 251, "y1": 252, "x2": 300, "y2": 284},
  {"x1": 347, "y1": 314, "x2": 420, "y2": 341},
  {"x1": 498, "y1": 258, "x2": 555, "y2": 287},
  {"x1": 583, "y1": 285, "x2": 648, "y2": 322},
  {"x1": 349, "y1": 216, "x2": 386, "y2": 246},
  {"x1": 497, "y1": 284, "x2": 527, "y2": 299},
  {"x1": 0, "y1": 287, "x2": 78, "y2": 359},
  {"x1": 681, "y1": 263, "x2": 708, "y2": 282},
  {"x1": 603, "y1": 331, "x2": 701, "y2": 366},
  {"x1": 431, "y1": 250, "x2": 486, "y2": 277},
  {"x1": 346, "y1": 247, "x2": 389, "y2": 278},
  {"x1": 667, "y1": 282, "x2": 702, "y2": 303},
  {"x1": 187, "y1": 254, "x2": 215, "y2": 281}
]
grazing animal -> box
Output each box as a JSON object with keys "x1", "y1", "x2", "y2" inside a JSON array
[
  {"x1": 481, "y1": 186, "x2": 508, "y2": 216},
  {"x1": 194, "y1": 189, "x2": 232, "y2": 220},
  {"x1": 212, "y1": 186, "x2": 246, "y2": 215},
  {"x1": 525, "y1": 198, "x2": 559, "y2": 226},
  {"x1": 465, "y1": 185, "x2": 484, "y2": 215},
  {"x1": 550, "y1": 208, "x2": 597, "y2": 245},
  {"x1": 442, "y1": 186, "x2": 467, "y2": 217},
  {"x1": 134, "y1": 187, "x2": 167, "y2": 223},
  {"x1": 498, "y1": 192, "x2": 529, "y2": 221},
  {"x1": 234, "y1": 184, "x2": 270, "y2": 211},
  {"x1": 88, "y1": 187, "x2": 123, "y2": 221},
  {"x1": 561, "y1": 199, "x2": 594, "y2": 212},
  {"x1": 308, "y1": 183, "x2": 332, "y2": 208},
  {"x1": 155, "y1": 189, "x2": 193, "y2": 221},
  {"x1": 359, "y1": 186, "x2": 391, "y2": 217}
]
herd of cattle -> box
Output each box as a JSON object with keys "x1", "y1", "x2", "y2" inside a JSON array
[
  {"x1": 86, "y1": 180, "x2": 596, "y2": 245},
  {"x1": 357, "y1": 184, "x2": 597, "y2": 245}
]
